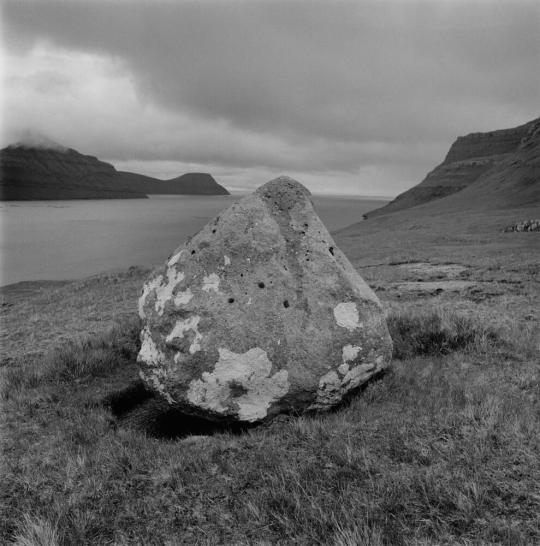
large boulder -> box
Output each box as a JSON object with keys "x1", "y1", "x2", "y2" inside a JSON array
[{"x1": 137, "y1": 176, "x2": 392, "y2": 422}]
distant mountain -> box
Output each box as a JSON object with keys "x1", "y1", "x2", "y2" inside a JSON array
[
  {"x1": 0, "y1": 144, "x2": 229, "y2": 200},
  {"x1": 118, "y1": 171, "x2": 229, "y2": 196},
  {"x1": 365, "y1": 117, "x2": 540, "y2": 218},
  {"x1": 0, "y1": 146, "x2": 144, "y2": 200}
]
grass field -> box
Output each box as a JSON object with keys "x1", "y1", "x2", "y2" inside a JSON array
[{"x1": 1, "y1": 204, "x2": 539, "y2": 545}]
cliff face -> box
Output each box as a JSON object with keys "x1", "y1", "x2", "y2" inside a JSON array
[
  {"x1": 443, "y1": 122, "x2": 530, "y2": 163},
  {"x1": 365, "y1": 117, "x2": 539, "y2": 218},
  {"x1": 0, "y1": 145, "x2": 230, "y2": 200}
]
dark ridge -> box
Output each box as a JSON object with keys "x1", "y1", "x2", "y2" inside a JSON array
[
  {"x1": 0, "y1": 144, "x2": 229, "y2": 200},
  {"x1": 117, "y1": 171, "x2": 229, "y2": 196}
]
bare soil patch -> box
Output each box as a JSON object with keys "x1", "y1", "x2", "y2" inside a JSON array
[{"x1": 399, "y1": 262, "x2": 468, "y2": 278}]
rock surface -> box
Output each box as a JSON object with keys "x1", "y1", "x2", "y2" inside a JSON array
[
  {"x1": 504, "y1": 219, "x2": 540, "y2": 232},
  {"x1": 137, "y1": 176, "x2": 392, "y2": 422},
  {"x1": 365, "y1": 117, "x2": 539, "y2": 218}
]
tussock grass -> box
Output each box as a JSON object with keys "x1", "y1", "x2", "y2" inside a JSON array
[
  {"x1": 2, "y1": 317, "x2": 140, "y2": 394},
  {"x1": 2, "y1": 308, "x2": 539, "y2": 545},
  {"x1": 12, "y1": 515, "x2": 59, "y2": 546},
  {"x1": 386, "y1": 307, "x2": 538, "y2": 361},
  {"x1": 387, "y1": 308, "x2": 499, "y2": 359}
]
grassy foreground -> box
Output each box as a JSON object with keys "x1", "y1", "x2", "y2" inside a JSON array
[
  {"x1": 1, "y1": 205, "x2": 539, "y2": 545},
  {"x1": 1, "y1": 302, "x2": 539, "y2": 545}
]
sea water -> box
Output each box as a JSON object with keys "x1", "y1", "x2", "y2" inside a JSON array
[{"x1": 0, "y1": 194, "x2": 387, "y2": 286}]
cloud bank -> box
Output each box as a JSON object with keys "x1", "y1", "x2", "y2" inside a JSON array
[{"x1": 2, "y1": 1, "x2": 539, "y2": 195}]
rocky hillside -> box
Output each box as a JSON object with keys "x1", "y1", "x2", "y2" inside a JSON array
[
  {"x1": 365, "y1": 117, "x2": 539, "y2": 218},
  {"x1": 0, "y1": 145, "x2": 229, "y2": 200}
]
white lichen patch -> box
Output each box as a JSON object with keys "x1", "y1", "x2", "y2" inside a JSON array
[
  {"x1": 202, "y1": 273, "x2": 220, "y2": 293},
  {"x1": 224, "y1": 255, "x2": 231, "y2": 266},
  {"x1": 138, "y1": 326, "x2": 166, "y2": 366},
  {"x1": 166, "y1": 315, "x2": 203, "y2": 354},
  {"x1": 139, "y1": 369, "x2": 175, "y2": 404},
  {"x1": 313, "y1": 361, "x2": 375, "y2": 409},
  {"x1": 138, "y1": 275, "x2": 163, "y2": 319},
  {"x1": 174, "y1": 287, "x2": 193, "y2": 306},
  {"x1": 315, "y1": 371, "x2": 342, "y2": 406},
  {"x1": 155, "y1": 268, "x2": 186, "y2": 315},
  {"x1": 168, "y1": 249, "x2": 186, "y2": 267},
  {"x1": 137, "y1": 328, "x2": 175, "y2": 404},
  {"x1": 342, "y1": 344, "x2": 361, "y2": 363},
  {"x1": 342, "y1": 363, "x2": 374, "y2": 389},
  {"x1": 186, "y1": 347, "x2": 289, "y2": 422},
  {"x1": 333, "y1": 302, "x2": 360, "y2": 331}
]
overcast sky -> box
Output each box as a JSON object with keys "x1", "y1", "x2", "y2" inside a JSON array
[{"x1": 1, "y1": 0, "x2": 538, "y2": 196}]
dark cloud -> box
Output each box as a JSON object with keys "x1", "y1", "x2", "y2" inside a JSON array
[{"x1": 3, "y1": 0, "x2": 539, "y2": 194}]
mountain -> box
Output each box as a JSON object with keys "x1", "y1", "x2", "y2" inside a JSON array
[
  {"x1": 0, "y1": 146, "x2": 146, "y2": 200},
  {"x1": 0, "y1": 144, "x2": 229, "y2": 200},
  {"x1": 365, "y1": 117, "x2": 540, "y2": 218},
  {"x1": 117, "y1": 171, "x2": 229, "y2": 196}
]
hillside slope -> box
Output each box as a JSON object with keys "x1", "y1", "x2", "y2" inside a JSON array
[
  {"x1": 427, "y1": 117, "x2": 540, "y2": 213},
  {"x1": 0, "y1": 145, "x2": 229, "y2": 200},
  {"x1": 365, "y1": 117, "x2": 539, "y2": 218},
  {"x1": 0, "y1": 146, "x2": 147, "y2": 200}
]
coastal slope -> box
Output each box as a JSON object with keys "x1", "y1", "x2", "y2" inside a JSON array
[
  {"x1": 365, "y1": 117, "x2": 540, "y2": 218},
  {"x1": 334, "y1": 117, "x2": 539, "y2": 272},
  {"x1": 0, "y1": 144, "x2": 229, "y2": 200}
]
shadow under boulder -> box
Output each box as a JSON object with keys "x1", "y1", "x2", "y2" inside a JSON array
[{"x1": 103, "y1": 381, "x2": 253, "y2": 439}]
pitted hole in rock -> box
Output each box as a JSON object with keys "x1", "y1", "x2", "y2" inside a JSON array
[
  {"x1": 329, "y1": 246, "x2": 335, "y2": 256},
  {"x1": 191, "y1": 250, "x2": 196, "y2": 255},
  {"x1": 283, "y1": 300, "x2": 290, "y2": 308},
  {"x1": 212, "y1": 229, "x2": 216, "y2": 234},
  {"x1": 258, "y1": 281, "x2": 265, "y2": 289},
  {"x1": 228, "y1": 297, "x2": 235, "y2": 304},
  {"x1": 104, "y1": 380, "x2": 253, "y2": 439}
]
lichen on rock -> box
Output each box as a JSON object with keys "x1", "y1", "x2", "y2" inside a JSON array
[{"x1": 187, "y1": 347, "x2": 290, "y2": 422}]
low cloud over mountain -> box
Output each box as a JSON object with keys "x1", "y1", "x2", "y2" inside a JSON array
[{"x1": 3, "y1": 1, "x2": 539, "y2": 195}]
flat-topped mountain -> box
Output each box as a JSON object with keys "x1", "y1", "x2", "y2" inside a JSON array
[
  {"x1": 117, "y1": 171, "x2": 229, "y2": 196},
  {"x1": 0, "y1": 144, "x2": 229, "y2": 200},
  {"x1": 365, "y1": 117, "x2": 539, "y2": 218}
]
